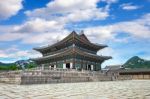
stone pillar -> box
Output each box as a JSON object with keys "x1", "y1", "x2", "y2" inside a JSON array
[
  {"x1": 49, "y1": 65, "x2": 51, "y2": 70},
  {"x1": 70, "y1": 62, "x2": 73, "y2": 69},
  {"x1": 54, "y1": 65, "x2": 56, "y2": 69},
  {"x1": 63, "y1": 63, "x2": 66, "y2": 69},
  {"x1": 41, "y1": 64, "x2": 44, "y2": 70},
  {"x1": 91, "y1": 65, "x2": 94, "y2": 71}
]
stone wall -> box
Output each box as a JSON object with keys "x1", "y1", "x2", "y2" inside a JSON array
[
  {"x1": 0, "y1": 71, "x2": 21, "y2": 84},
  {"x1": 117, "y1": 74, "x2": 150, "y2": 80},
  {"x1": 21, "y1": 76, "x2": 90, "y2": 84}
]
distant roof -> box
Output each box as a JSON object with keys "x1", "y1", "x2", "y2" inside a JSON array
[
  {"x1": 104, "y1": 65, "x2": 123, "y2": 70},
  {"x1": 119, "y1": 68, "x2": 150, "y2": 73}
]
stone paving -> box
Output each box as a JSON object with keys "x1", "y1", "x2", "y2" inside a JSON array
[{"x1": 0, "y1": 80, "x2": 150, "y2": 99}]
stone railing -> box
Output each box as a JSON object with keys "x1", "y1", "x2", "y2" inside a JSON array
[{"x1": 22, "y1": 68, "x2": 104, "y2": 76}]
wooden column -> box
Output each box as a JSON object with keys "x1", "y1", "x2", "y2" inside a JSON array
[
  {"x1": 81, "y1": 58, "x2": 83, "y2": 70},
  {"x1": 85, "y1": 60, "x2": 87, "y2": 70},
  {"x1": 56, "y1": 61, "x2": 57, "y2": 68},
  {"x1": 95, "y1": 62, "x2": 96, "y2": 71},
  {"x1": 72, "y1": 49, "x2": 75, "y2": 69},
  {"x1": 73, "y1": 55, "x2": 75, "y2": 69}
]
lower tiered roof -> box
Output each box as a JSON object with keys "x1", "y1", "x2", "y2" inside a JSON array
[{"x1": 32, "y1": 45, "x2": 112, "y2": 62}]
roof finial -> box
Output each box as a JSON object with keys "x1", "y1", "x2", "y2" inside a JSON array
[
  {"x1": 80, "y1": 30, "x2": 84, "y2": 35},
  {"x1": 81, "y1": 30, "x2": 84, "y2": 34}
]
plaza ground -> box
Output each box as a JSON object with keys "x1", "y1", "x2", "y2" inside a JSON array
[{"x1": 0, "y1": 80, "x2": 150, "y2": 99}]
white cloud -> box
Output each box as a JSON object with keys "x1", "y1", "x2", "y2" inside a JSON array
[
  {"x1": 14, "y1": 18, "x2": 64, "y2": 33},
  {"x1": 0, "y1": 51, "x2": 7, "y2": 58},
  {"x1": 120, "y1": 3, "x2": 141, "y2": 10},
  {"x1": 98, "y1": 47, "x2": 123, "y2": 67},
  {"x1": 59, "y1": 8, "x2": 109, "y2": 23},
  {"x1": 0, "y1": 0, "x2": 23, "y2": 20},
  {"x1": 0, "y1": 25, "x2": 14, "y2": 32},
  {"x1": 25, "y1": 0, "x2": 116, "y2": 23},
  {"x1": 102, "y1": 0, "x2": 118, "y2": 4},
  {"x1": 26, "y1": 0, "x2": 99, "y2": 16},
  {"x1": 0, "y1": 46, "x2": 41, "y2": 60},
  {"x1": 22, "y1": 30, "x2": 69, "y2": 44},
  {"x1": 112, "y1": 13, "x2": 150, "y2": 38},
  {"x1": 0, "y1": 33, "x2": 27, "y2": 41},
  {"x1": 0, "y1": 13, "x2": 149, "y2": 45},
  {"x1": 0, "y1": 0, "x2": 118, "y2": 45},
  {"x1": 84, "y1": 13, "x2": 150, "y2": 43},
  {"x1": 86, "y1": 13, "x2": 150, "y2": 66},
  {"x1": 8, "y1": 50, "x2": 41, "y2": 59},
  {"x1": 0, "y1": 17, "x2": 66, "y2": 44}
]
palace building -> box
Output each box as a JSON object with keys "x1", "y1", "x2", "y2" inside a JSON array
[{"x1": 32, "y1": 31, "x2": 112, "y2": 71}]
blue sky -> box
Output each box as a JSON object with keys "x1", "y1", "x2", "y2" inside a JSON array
[{"x1": 0, "y1": 0, "x2": 150, "y2": 67}]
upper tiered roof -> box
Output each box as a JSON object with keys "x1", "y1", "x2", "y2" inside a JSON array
[{"x1": 34, "y1": 31, "x2": 107, "y2": 53}]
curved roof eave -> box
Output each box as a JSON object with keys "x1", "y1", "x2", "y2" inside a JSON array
[
  {"x1": 33, "y1": 31, "x2": 77, "y2": 52},
  {"x1": 32, "y1": 46, "x2": 112, "y2": 62},
  {"x1": 33, "y1": 31, "x2": 109, "y2": 52}
]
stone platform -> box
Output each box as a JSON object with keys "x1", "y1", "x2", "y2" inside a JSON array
[
  {"x1": 0, "y1": 69, "x2": 112, "y2": 84},
  {"x1": 1, "y1": 68, "x2": 150, "y2": 84}
]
